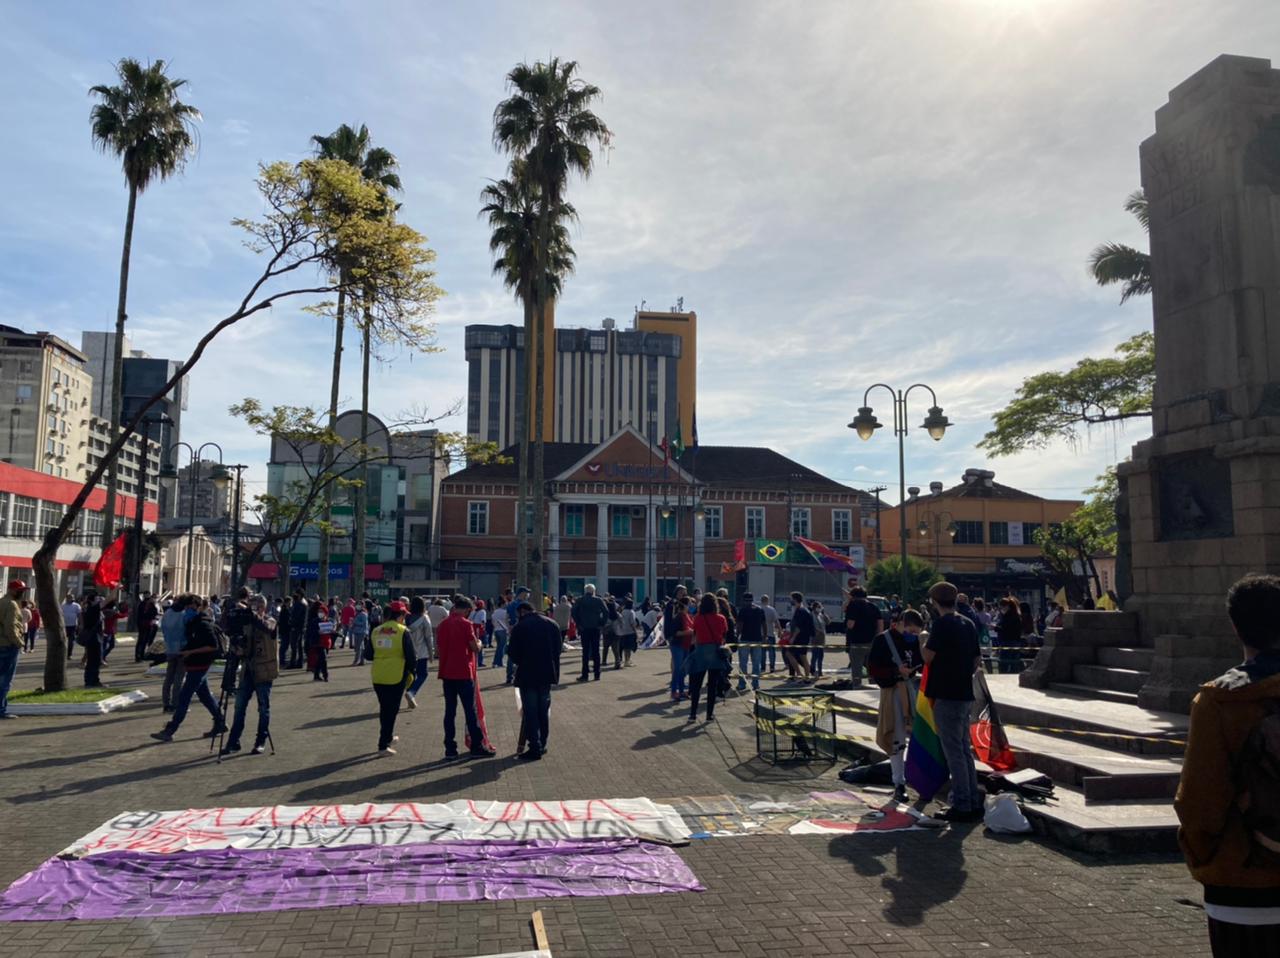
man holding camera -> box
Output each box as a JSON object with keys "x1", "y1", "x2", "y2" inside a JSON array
[{"x1": 220, "y1": 588, "x2": 278, "y2": 756}]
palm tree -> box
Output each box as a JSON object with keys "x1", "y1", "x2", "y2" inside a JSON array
[
  {"x1": 90, "y1": 58, "x2": 199, "y2": 545},
  {"x1": 309, "y1": 124, "x2": 401, "y2": 591},
  {"x1": 492, "y1": 58, "x2": 612, "y2": 590},
  {"x1": 1089, "y1": 190, "x2": 1151, "y2": 303},
  {"x1": 480, "y1": 167, "x2": 578, "y2": 585}
]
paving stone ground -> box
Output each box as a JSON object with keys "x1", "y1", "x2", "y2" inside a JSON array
[{"x1": 0, "y1": 644, "x2": 1210, "y2": 957}]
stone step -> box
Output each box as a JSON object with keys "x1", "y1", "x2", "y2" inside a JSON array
[
  {"x1": 1049, "y1": 681, "x2": 1141, "y2": 707},
  {"x1": 1072, "y1": 664, "x2": 1148, "y2": 694},
  {"x1": 1097, "y1": 646, "x2": 1154, "y2": 672},
  {"x1": 1019, "y1": 785, "x2": 1180, "y2": 855}
]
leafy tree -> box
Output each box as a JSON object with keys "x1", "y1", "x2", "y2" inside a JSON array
[
  {"x1": 866, "y1": 554, "x2": 941, "y2": 608},
  {"x1": 493, "y1": 58, "x2": 612, "y2": 590},
  {"x1": 978, "y1": 332, "x2": 1154, "y2": 456},
  {"x1": 32, "y1": 159, "x2": 438, "y2": 691},
  {"x1": 90, "y1": 59, "x2": 200, "y2": 544},
  {"x1": 1033, "y1": 468, "x2": 1118, "y2": 605},
  {"x1": 479, "y1": 163, "x2": 577, "y2": 585},
  {"x1": 1088, "y1": 190, "x2": 1150, "y2": 304},
  {"x1": 309, "y1": 124, "x2": 404, "y2": 590}
]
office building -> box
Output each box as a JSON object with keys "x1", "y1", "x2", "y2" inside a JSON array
[
  {"x1": 0, "y1": 325, "x2": 94, "y2": 481},
  {"x1": 86, "y1": 415, "x2": 162, "y2": 504},
  {"x1": 465, "y1": 310, "x2": 695, "y2": 450},
  {"x1": 172, "y1": 460, "x2": 234, "y2": 525}
]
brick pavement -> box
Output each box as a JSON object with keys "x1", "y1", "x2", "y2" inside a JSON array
[{"x1": 0, "y1": 646, "x2": 1209, "y2": 957}]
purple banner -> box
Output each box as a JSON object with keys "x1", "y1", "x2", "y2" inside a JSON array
[{"x1": 0, "y1": 839, "x2": 702, "y2": 922}]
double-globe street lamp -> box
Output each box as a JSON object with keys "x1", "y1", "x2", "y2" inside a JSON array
[
  {"x1": 917, "y1": 509, "x2": 957, "y2": 570},
  {"x1": 849, "y1": 384, "x2": 951, "y2": 602},
  {"x1": 159, "y1": 442, "x2": 229, "y2": 594}
]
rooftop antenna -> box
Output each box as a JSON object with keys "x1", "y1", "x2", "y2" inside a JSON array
[
  {"x1": 640, "y1": 299, "x2": 647, "y2": 312},
  {"x1": 675, "y1": 296, "x2": 684, "y2": 312}
]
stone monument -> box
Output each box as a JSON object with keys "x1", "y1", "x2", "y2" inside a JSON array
[{"x1": 1119, "y1": 54, "x2": 1280, "y2": 711}]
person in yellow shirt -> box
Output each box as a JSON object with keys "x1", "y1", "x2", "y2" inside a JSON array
[
  {"x1": 367, "y1": 601, "x2": 416, "y2": 756},
  {"x1": 0, "y1": 580, "x2": 30, "y2": 719}
]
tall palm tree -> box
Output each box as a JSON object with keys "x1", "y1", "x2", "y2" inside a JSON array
[
  {"x1": 480, "y1": 167, "x2": 578, "y2": 585},
  {"x1": 90, "y1": 58, "x2": 199, "y2": 545},
  {"x1": 492, "y1": 58, "x2": 612, "y2": 591},
  {"x1": 1089, "y1": 190, "x2": 1151, "y2": 303},
  {"x1": 309, "y1": 124, "x2": 401, "y2": 591}
]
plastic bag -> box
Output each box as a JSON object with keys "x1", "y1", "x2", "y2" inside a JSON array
[{"x1": 984, "y1": 794, "x2": 1032, "y2": 834}]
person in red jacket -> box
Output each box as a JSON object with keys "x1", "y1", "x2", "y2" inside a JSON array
[
  {"x1": 436, "y1": 595, "x2": 495, "y2": 760},
  {"x1": 687, "y1": 593, "x2": 727, "y2": 723}
]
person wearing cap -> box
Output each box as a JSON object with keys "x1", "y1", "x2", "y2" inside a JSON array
[
  {"x1": 922, "y1": 581, "x2": 983, "y2": 823},
  {"x1": 0, "y1": 579, "x2": 28, "y2": 719},
  {"x1": 507, "y1": 599, "x2": 563, "y2": 761},
  {"x1": 436, "y1": 595, "x2": 494, "y2": 759},
  {"x1": 367, "y1": 600, "x2": 416, "y2": 756}
]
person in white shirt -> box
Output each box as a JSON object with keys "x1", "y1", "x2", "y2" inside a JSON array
[
  {"x1": 61, "y1": 594, "x2": 82, "y2": 660},
  {"x1": 492, "y1": 605, "x2": 514, "y2": 683},
  {"x1": 470, "y1": 600, "x2": 488, "y2": 667},
  {"x1": 404, "y1": 596, "x2": 434, "y2": 708},
  {"x1": 425, "y1": 599, "x2": 449, "y2": 657},
  {"x1": 761, "y1": 595, "x2": 781, "y2": 673}
]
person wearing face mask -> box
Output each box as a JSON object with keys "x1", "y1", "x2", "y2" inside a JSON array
[{"x1": 868, "y1": 609, "x2": 925, "y2": 803}]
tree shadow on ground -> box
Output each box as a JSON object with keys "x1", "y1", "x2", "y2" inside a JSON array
[
  {"x1": 7, "y1": 713, "x2": 147, "y2": 737},
  {"x1": 285, "y1": 754, "x2": 516, "y2": 803},
  {"x1": 621, "y1": 700, "x2": 680, "y2": 719},
  {"x1": 828, "y1": 825, "x2": 971, "y2": 927},
  {"x1": 296, "y1": 712, "x2": 372, "y2": 730},
  {"x1": 311, "y1": 687, "x2": 370, "y2": 698},
  {"x1": 632, "y1": 723, "x2": 704, "y2": 752},
  {"x1": 212, "y1": 755, "x2": 380, "y2": 798},
  {"x1": 0, "y1": 742, "x2": 150, "y2": 774},
  {"x1": 3, "y1": 751, "x2": 213, "y2": 804}
]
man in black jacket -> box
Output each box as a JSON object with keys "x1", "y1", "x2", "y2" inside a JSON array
[
  {"x1": 507, "y1": 600, "x2": 562, "y2": 761},
  {"x1": 572, "y1": 584, "x2": 608, "y2": 682},
  {"x1": 736, "y1": 593, "x2": 767, "y2": 692},
  {"x1": 287, "y1": 591, "x2": 308, "y2": 669}
]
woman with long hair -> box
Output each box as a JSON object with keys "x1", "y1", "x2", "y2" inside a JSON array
[
  {"x1": 404, "y1": 595, "x2": 433, "y2": 708},
  {"x1": 688, "y1": 593, "x2": 728, "y2": 722}
]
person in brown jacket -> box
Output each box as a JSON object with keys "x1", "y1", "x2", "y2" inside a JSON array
[{"x1": 1175, "y1": 574, "x2": 1280, "y2": 956}]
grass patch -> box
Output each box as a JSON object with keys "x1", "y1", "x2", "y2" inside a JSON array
[{"x1": 9, "y1": 687, "x2": 122, "y2": 704}]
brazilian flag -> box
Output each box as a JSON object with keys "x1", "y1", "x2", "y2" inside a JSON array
[{"x1": 755, "y1": 539, "x2": 789, "y2": 564}]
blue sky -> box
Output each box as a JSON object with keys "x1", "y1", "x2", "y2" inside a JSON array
[{"x1": 2, "y1": 1, "x2": 1277, "y2": 509}]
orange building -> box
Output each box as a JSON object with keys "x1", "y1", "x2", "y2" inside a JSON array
[
  {"x1": 877, "y1": 468, "x2": 1082, "y2": 606},
  {"x1": 635, "y1": 309, "x2": 697, "y2": 440}
]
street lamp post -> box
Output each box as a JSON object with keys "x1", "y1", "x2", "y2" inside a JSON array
[
  {"x1": 128, "y1": 414, "x2": 169, "y2": 626},
  {"x1": 159, "y1": 442, "x2": 228, "y2": 594},
  {"x1": 917, "y1": 509, "x2": 957, "y2": 569},
  {"x1": 227, "y1": 464, "x2": 247, "y2": 595},
  {"x1": 849, "y1": 385, "x2": 951, "y2": 603}
]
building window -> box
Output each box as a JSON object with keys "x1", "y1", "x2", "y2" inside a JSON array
[
  {"x1": 11, "y1": 495, "x2": 37, "y2": 537},
  {"x1": 564, "y1": 504, "x2": 585, "y2": 537},
  {"x1": 659, "y1": 511, "x2": 677, "y2": 539},
  {"x1": 467, "y1": 500, "x2": 488, "y2": 536},
  {"x1": 703, "y1": 506, "x2": 722, "y2": 539},
  {"x1": 989, "y1": 521, "x2": 1009, "y2": 545},
  {"x1": 1022, "y1": 522, "x2": 1042, "y2": 543},
  {"x1": 0, "y1": 492, "x2": 8, "y2": 536},
  {"x1": 790, "y1": 507, "x2": 810, "y2": 538},
  {"x1": 832, "y1": 509, "x2": 852, "y2": 542},
  {"x1": 953, "y1": 520, "x2": 984, "y2": 545},
  {"x1": 411, "y1": 475, "x2": 433, "y2": 511},
  {"x1": 38, "y1": 501, "x2": 63, "y2": 535},
  {"x1": 611, "y1": 510, "x2": 632, "y2": 538},
  {"x1": 745, "y1": 506, "x2": 765, "y2": 540}
]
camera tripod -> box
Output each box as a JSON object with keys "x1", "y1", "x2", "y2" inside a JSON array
[{"x1": 211, "y1": 654, "x2": 276, "y2": 763}]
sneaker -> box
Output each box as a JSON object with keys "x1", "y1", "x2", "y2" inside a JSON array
[
  {"x1": 404, "y1": 691, "x2": 417, "y2": 710},
  {"x1": 150, "y1": 730, "x2": 173, "y2": 742},
  {"x1": 392, "y1": 735, "x2": 400, "y2": 744},
  {"x1": 219, "y1": 743, "x2": 241, "y2": 756},
  {"x1": 892, "y1": 784, "x2": 908, "y2": 803},
  {"x1": 250, "y1": 743, "x2": 266, "y2": 755},
  {"x1": 0, "y1": 713, "x2": 16, "y2": 720},
  {"x1": 379, "y1": 746, "x2": 397, "y2": 756}
]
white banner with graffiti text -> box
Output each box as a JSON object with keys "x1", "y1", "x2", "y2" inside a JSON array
[{"x1": 60, "y1": 799, "x2": 690, "y2": 859}]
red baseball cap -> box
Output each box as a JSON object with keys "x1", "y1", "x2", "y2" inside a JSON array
[
  {"x1": 387, "y1": 600, "x2": 408, "y2": 616},
  {"x1": 8, "y1": 579, "x2": 27, "y2": 592}
]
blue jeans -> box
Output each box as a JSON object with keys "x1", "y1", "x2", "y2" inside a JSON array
[
  {"x1": 737, "y1": 645, "x2": 764, "y2": 690},
  {"x1": 933, "y1": 697, "x2": 981, "y2": 812},
  {"x1": 0, "y1": 646, "x2": 19, "y2": 716},
  {"x1": 493, "y1": 631, "x2": 507, "y2": 668},
  {"x1": 765, "y1": 635, "x2": 777, "y2": 671},
  {"x1": 442, "y1": 678, "x2": 484, "y2": 754},
  {"x1": 408, "y1": 658, "x2": 430, "y2": 696},
  {"x1": 669, "y1": 644, "x2": 687, "y2": 695},
  {"x1": 227, "y1": 679, "x2": 271, "y2": 748},
  {"x1": 518, "y1": 683, "x2": 552, "y2": 754},
  {"x1": 165, "y1": 670, "x2": 223, "y2": 734}
]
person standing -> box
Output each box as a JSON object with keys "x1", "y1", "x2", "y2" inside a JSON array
[
  {"x1": 339, "y1": 597, "x2": 357, "y2": 649},
  {"x1": 221, "y1": 590, "x2": 278, "y2": 756},
  {"x1": 101, "y1": 598, "x2": 122, "y2": 664},
  {"x1": 286, "y1": 591, "x2": 308, "y2": 669},
  {"x1": 436, "y1": 595, "x2": 494, "y2": 759},
  {"x1": 810, "y1": 601, "x2": 829, "y2": 677},
  {"x1": 159, "y1": 595, "x2": 190, "y2": 712},
  {"x1": 553, "y1": 594, "x2": 572, "y2": 641},
  {"x1": 507, "y1": 600, "x2": 562, "y2": 761},
  {"x1": 135, "y1": 592, "x2": 159, "y2": 662},
  {"x1": 22, "y1": 600, "x2": 39, "y2": 653},
  {"x1": 80, "y1": 593, "x2": 105, "y2": 688},
  {"x1": 602, "y1": 595, "x2": 623, "y2": 670},
  {"x1": 305, "y1": 598, "x2": 328, "y2": 682},
  {"x1": 150, "y1": 603, "x2": 226, "y2": 743},
  {"x1": 619, "y1": 599, "x2": 638, "y2": 668},
  {"x1": 687, "y1": 594, "x2": 728, "y2": 722},
  {"x1": 491, "y1": 602, "x2": 513, "y2": 683},
  {"x1": 350, "y1": 600, "x2": 371, "y2": 666},
  {"x1": 0, "y1": 580, "x2": 27, "y2": 719},
  {"x1": 404, "y1": 596, "x2": 433, "y2": 709},
  {"x1": 61, "y1": 592, "x2": 81, "y2": 660},
  {"x1": 843, "y1": 587, "x2": 883, "y2": 688},
  {"x1": 572, "y1": 584, "x2": 608, "y2": 682},
  {"x1": 426, "y1": 598, "x2": 449, "y2": 658},
  {"x1": 735, "y1": 593, "x2": 766, "y2": 692},
  {"x1": 761, "y1": 595, "x2": 781, "y2": 673},
  {"x1": 868, "y1": 609, "x2": 924, "y2": 803},
  {"x1": 786, "y1": 592, "x2": 815, "y2": 681},
  {"x1": 1175, "y1": 574, "x2": 1280, "y2": 957},
  {"x1": 469, "y1": 599, "x2": 488, "y2": 668},
  {"x1": 922, "y1": 582, "x2": 983, "y2": 823},
  {"x1": 668, "y1": 596, "x2": 695, "y2": 701},
  {"x1": 365, "y1": 601, "x2": 415, "y2": 756}
]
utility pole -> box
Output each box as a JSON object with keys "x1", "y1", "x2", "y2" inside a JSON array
[{"x1": 869, "y1": 485, "x2": 887, "y2": 563}]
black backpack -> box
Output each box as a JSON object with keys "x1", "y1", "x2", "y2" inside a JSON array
[{"x1": 1236, "y1": 701, "x2": 1280, "y2": 866}]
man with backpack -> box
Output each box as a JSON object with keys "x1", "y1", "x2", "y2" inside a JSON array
[
  {"x1": 219, "y1": 590, "x2": 278, "y2": 756},
  {"x1": 1175, "y1": 574, "x2": 1280, "y2": 955},
  {"x1": 572, "y1": 584, "x2": 609, "y2": 682},
  {"x1": 150, "y1": 601, "x2": 226, "y2": 743}
]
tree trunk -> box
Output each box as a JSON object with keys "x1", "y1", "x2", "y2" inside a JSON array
[
  {"x1": 352, "y1": 313, "x2": 371, "y2": 599},
  {"x1": 515, "y1": 297, "x2": 532, "y2": 591},
  {"x1": 102, "y1": 182, "x2": 138, "y2": 546},
  {"x1": 34, "y1": 540, "x2": 67, "y2": 692},
  {"x1": 316, "y1": 284, "x2": 347, "y2": 595},
  {"x1": 530, "y1": 199, "x2": 555, "y2": 600}
]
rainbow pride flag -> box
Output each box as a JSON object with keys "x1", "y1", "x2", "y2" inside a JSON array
[
  {"x1": 794, "y1": 536, "x2": 860, "y2": 575},
  {"x1": 905, "y1": 665, "x2": 948, "y2": 801}
]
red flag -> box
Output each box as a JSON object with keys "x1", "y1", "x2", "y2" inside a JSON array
[
  {"x1": 464, "y1": 654, "x2": 493, "y2": 752},
  {"x1": 732, "y1": 538, "x2": 747, "y2": 572},
  {"x1": 970, "y1": 671, "x2": 1017, "y2": 771},
  {"x1": 93, "y1": 532, "x2": 128, "y2": 590}
]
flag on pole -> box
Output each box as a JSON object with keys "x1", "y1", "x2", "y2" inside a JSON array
[
  {"x1": 659, "y1": 436, "x2": 671, "y2": 463},
  {"x1": 691, "y1": 406, "x2": 699, "y2": 449},
  {"x1": 905, "y1": 665, "x2": 948, "y2": 801},
  {"x1": 672, "y1": 420, "x2": 684, "y2": 459},
  {"x1": 794, "y1": 536, "x2": 860, "y2": 575},
  {"x1": 970, "y1": 671, "x2": 1017, "y2": 771},
  {"x1": 93, "y1": 532, "x2": 128, "y2": 590}
]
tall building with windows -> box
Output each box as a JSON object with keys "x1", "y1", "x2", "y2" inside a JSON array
[
  {"x1": 0, "y1": 325, "x2": 93, "y2": 480},
  {"x1": 465, "y1": 311, "x2": 694, "y2": 450}
]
